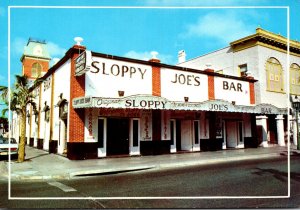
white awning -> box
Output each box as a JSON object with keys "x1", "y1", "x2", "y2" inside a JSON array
[{"x1": 72, "y1": 94, "x2": 287, "y2": 115}]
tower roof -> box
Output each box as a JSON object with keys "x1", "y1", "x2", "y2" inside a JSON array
[{"x1": 20, "y1": 38, "x2": 51, "y2": 62}]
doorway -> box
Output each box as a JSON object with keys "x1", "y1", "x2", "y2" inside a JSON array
[
  {"x1": 226, "y1": 121, "x2": 237, "y2": 148},
  {"x1": 106, "y1": 118, "x2": 130, "y2": 156},
  {"x1": 176, "y1": 120, "x2": 181, "y2": 151},
  {"x1": 226, "y1": 121, "x2": 244, "y2": 148}
]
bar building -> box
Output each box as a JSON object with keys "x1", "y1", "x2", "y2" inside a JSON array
[{"x1": 12, "y1": 28, "x2": 296, "y2": 160}]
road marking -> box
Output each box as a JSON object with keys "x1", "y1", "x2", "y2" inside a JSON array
[{"x1": 47, "y1": 181, "x2": 77, "y2": 192}]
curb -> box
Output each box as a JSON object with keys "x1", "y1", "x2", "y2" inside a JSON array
[
  {"x1": 3, "y1": 150, "x2": 292, "y2": 181},
  {"x1": 69, "y1": 165, "x2": 156, "y2": 177},
  {"x1": 156, "y1": 153, "x2": 281, "y2": 170}
]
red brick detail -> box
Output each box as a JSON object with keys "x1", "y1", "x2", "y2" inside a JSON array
[
  {"x1": 249, "y1": 82, "x2": 255, "y2": 104},
  {"x1": 151, "y1": 59, "x2": 161, "y2": 96},
  {"x1": 22, "y1": 58, "x2": 49, "y2": 79},
  {"x1": 208, "y1": 75, "x2": 215, "y2": 100},
  {"x1": 69, "y1": 45, "x2": 86, "y2": 143}
]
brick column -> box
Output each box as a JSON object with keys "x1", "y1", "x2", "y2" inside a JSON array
[
  {"x1": 205, "y1": 69, "x2": 215, "y2": 100},
  {"x1": 68, "y1": 45, "x2": 86, "y2": 143},
  {"x1": 248, "y1": 76, "x2": 256, "y2": 105},
  {"x1": 150, "y1": 58, "x2": 161, "y2": 96}
]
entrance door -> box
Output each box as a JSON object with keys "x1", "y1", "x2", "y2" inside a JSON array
[
  {"x1": 226, "y1": 121, "x2": 237, "y2": 148},
  {"x1": 176, "y1": 120, "x2": 181, "y2": 151},
  {"x1": 181, "y1": 120, "x2": 192, "y2": 151},
  {"x1": 107, "y1": 118, "x2": 129, "y2": 156}
]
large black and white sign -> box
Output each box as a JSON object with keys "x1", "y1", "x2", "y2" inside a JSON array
[{"x1": 75, "y1": 50, "x2": 92, "y2": 76}]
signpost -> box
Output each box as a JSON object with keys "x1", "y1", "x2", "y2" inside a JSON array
[{"x1": 292, "y1": 98, "x2": 300, "y2": 150}]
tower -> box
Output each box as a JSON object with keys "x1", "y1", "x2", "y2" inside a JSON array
[{"x1": 20, "y1": 38, "x2": 51, "y2": 81}]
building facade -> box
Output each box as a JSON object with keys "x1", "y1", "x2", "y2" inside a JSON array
[
  {"x1": 178, "y1": 28, "x2": 300, "y2": 147},
  {"x1": 11, "y1": 31, "x2": 289, "y2": 160}
]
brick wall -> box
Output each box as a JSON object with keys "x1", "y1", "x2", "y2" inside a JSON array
[
  {"x1": 150, "y1": 58, "x2": 161, "y2": 96},
  {"x1": 68, "y1": 45, "x2": 86, "y2": 142},
  {"x1": 22, "y1": 58, "x2": 49, "y2": 79},
  {"x1": 206, "y1": 69, "x2": 215, "y2": 100},
  {"x1": 249, "y1": 81, "x2": 256, "y2": 104}
]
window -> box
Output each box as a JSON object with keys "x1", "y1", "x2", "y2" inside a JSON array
[
  {"x1": 266, "y1": 57, "x2": 284, "y2": 92},
  {"x1": 59, "y1": 101, "x2": 68, "y2": 119},
  {"x1": 31, "y1": 63, "x2": 42, "y2": 78},
  {"x1": 45, "y1": 108, "x2": 50, "y2": 122},
  {"x1": 239, "y1": 64, "x2": 247, "y2": 77},
  {"x1": 290, "y1": 63, "x2": 300, "y2": 95}
]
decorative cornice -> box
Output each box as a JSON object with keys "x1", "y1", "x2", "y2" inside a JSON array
[{"x1": 230, "y1": 28, "x2": 300, "y2": 55}]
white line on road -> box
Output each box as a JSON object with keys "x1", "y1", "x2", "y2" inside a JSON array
[{"x1": 47, "y1": 181, "x2": 77, "y2": 192}]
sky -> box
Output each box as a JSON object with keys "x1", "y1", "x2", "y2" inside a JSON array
[{"x1": 0, "y1": 0, "x2": 299, "y2": 113}]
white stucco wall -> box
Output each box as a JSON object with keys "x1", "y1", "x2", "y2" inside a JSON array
[
  {"x1": 178, "y1": 47, "x2": 235, "y2": 75},
  {"x1": 52, "y1": 59, "x2": 71, "y2": 141},
  {"x1": 161, "y1": 68, "x2": 208, "y2": 102},
  {"x1": 85, "y1": 57, "x2": 152, "y2": 97},
  {"x1": 39, "y1": 76, "x2": 52, "y2": 150}
]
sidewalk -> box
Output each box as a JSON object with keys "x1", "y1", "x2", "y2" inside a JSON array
[{"x1": 0, "y1": 145, "x2": 299, "y2": 181}]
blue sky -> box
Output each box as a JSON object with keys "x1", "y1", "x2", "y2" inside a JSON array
[{"x1": 0, "y1": 0, "x2": 299, "y2": 105}]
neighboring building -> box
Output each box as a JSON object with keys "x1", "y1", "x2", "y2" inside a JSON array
[{"x1": 178, "y1": 27, "x2": 300, "y2": 147}]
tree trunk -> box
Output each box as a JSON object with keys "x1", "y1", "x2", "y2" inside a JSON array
[{"x1": 18, "y1": 110, "x2": 26, "y2": 162}]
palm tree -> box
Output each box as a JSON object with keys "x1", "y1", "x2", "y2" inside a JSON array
[{"x1": 0, "y1": 75, "x2": 37, "y2": 162}]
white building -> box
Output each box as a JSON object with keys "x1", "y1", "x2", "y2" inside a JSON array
[
  {"x1": 10, "y1": 36, "x2": 279, "y2": 160},
  {"x1": 178, "y1": 27, "x2": 300, "y2": 147}
]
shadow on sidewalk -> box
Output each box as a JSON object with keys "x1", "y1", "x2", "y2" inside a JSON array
[{"x1": 25, "y1": 153, "x2": 50, "y2": 161}]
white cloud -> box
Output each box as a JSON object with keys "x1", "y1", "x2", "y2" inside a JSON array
[
  {"x1": 11, "y1": 38, "x2": 27, "y2": 55},
  {"x1": 182, "y1": 11, "x2": 255, "y2": 44},
  {"x1": 124, "y1": 50, "x2": 175, "y2": 64},
  {"x1": 47, "y1": 42, "x2": 66, "y2": 57}
]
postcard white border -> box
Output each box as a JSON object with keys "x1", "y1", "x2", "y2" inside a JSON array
[{"x1": 8, "y1": 5, "x2": 291, "y2": 200}]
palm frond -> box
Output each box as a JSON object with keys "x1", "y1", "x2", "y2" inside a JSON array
[{"x1": 15, "y1": 75, "x2": 29, "y2": 89}]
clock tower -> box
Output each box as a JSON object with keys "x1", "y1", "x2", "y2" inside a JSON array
[{"x1": 21, "y1": 38, "x2": 51, "y2": 81}]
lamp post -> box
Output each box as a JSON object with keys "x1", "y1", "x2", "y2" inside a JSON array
[{"x1": 292, "y1": 96, "x2": 300, "y2": 150}]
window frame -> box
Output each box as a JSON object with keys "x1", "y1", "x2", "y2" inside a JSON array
[
  {"x1": 31, "y1": 62, "x2": 42, "y2": 78},
  {"x1": 265, "y1": 57, "x2": 284, "y2": 93},
  {"x1": 290, "y1": 63, "x2": 300, "y2": 95}
]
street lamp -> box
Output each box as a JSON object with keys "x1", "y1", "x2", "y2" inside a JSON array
[{"x1": 292, "y1": 95, "x2": 300, "y2": 150}]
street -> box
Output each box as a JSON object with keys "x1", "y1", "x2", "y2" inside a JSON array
[{"x1": 1, "y1": 154, "x2": 300, "y2": 209}]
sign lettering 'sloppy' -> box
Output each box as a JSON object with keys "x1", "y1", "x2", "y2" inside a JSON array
[
  {"x1": 91, "y1": 61, "x2": 147, "y2": 80},
  {"x1": 125, "y1": 99, "x2": 167, "y2": 109}
]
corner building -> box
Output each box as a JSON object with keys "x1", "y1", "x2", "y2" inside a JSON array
[{"x1": 20, "y1": 38, "x2": 286, "y2": 160}]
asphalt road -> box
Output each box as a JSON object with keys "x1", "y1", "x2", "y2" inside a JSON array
[{"x1": 1, "y1": 154, "x2": 300, "y2": 209}]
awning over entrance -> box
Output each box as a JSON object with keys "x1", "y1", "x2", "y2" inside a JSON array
[{"x1": 72, "y1": 94, "x2": 287, "y2": 115}]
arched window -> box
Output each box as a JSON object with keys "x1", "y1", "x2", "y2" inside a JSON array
[
  {"x1": 290, "y1": 63, "x2": 300, "y2": 95},
  {"x1": 266, "y1": 57, "x2": 284, "y2": 92},
  {"x1": 31, "y1": 62, "x2": 42, "y2": 78}
]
